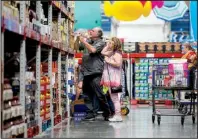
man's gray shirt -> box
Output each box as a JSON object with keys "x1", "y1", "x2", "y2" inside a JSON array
[{"x1": 80, "y1": 38, "x2": 105, "y2": 77}]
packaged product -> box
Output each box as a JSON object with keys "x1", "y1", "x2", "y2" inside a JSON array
[
  {"x1": 164, "y1": 42, "x2": 173, "y2": 53},
  {"x1": 147, "y1": 42, "x2": 155, "y2": 53},
  {"x1": 138, "y1": 42, "x2": 146, "y2": 53},
  {"x1": 173, "y1": 42, "x2": 182, "y2": 53},
  {"x1": 155, "y1": 43, "x2": 164, "y2": 53}
]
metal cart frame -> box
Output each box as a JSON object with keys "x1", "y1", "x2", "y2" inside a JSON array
[{"x1": 151, "y1": 64, "x2": 197, "y2": 126}]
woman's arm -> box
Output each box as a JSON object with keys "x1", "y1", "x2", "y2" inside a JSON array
[
  {"x1": 105, "y1": 52, "x2": 122, "y2": 68},
  {"x1": 101, "y1": 45, "x2": 113, "y2": 56}
]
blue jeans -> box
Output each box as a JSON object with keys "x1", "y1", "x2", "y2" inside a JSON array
[{"x1": 106, "y1": 92, "x2": 115, "y2": 115}]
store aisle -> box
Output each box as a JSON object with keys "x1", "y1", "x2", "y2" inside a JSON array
[{"x1": 37, "y1": 106, "x2": 197, "y2": 138}]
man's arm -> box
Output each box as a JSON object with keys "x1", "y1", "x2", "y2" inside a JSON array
[
  {"x1": 80, "y1": 37, "x2": 105, "y2": 53},
  {"x1": 81, "y1": 41, "x2": 97, "y2": 53}
]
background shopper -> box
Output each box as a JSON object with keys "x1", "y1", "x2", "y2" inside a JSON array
[
  {"x1": 182, "y1": 42, "x2": 197, "y2": 70},
  {"x1": 101, "y1": 37, "x2": 123, "y2": 122},
  {"x1": 79, "y1": 27, "x2": 111, "y2": 121},
  {"x1": 181, "y1": 42, "x2": 197, "y2": 88}
]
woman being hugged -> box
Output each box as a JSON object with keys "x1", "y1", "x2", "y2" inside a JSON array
[{"x1": 101, "y1": 37, "x2": 123, "y2": 122}]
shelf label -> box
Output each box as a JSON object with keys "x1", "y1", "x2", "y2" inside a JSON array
[{"x1": 146, "y1": 54, "x2": 154, "y2": 57}]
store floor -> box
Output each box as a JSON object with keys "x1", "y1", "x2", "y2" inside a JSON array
[{"x1": 37, "y1": 106, "x2": 197, "y2": 138}]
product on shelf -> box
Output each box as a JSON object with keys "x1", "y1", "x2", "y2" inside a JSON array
[
  {"x1": 147, "y1": 43, "x2": 155, "y2": 53},
  {"x1": 2, "y1": 1, "x2": 75, "y2": 137},
  {"x1": 2, "y1": 79, "x2": 25, "y2": 138},
  {"x1": 138, "y1": 42, "x2": 147, "y2": 53},
  {"x1": 135, "y1": 42, "x2": 182, "y2": 54},
  {"x1": 164, "y1": 42, "x2": 173, "y2": 53},
  {"x1": 40, "y1": 75, "x2": 51, "y2": 132},
  {"x1": 135, "y1": 58, "x2": 174, "y2": 101},
  {"x1": 155, "y1": 42, "x2": 164, "y2": 53},
  {"x1": 25, "y1": 69, "x2": 39, "y2": 138},
  {"x1": 61, "y1": 55, "x2": 68, "y2": 119}
]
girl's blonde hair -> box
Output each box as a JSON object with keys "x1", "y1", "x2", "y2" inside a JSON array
[{"x1": 111, "y1": 37, "x2": 122, "y2": 52}]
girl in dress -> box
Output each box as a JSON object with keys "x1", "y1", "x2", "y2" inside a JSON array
[{"x1": 101, "y1": 37, "x2": 123, "y2": 122}]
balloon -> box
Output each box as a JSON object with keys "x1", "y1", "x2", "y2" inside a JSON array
[
  {"x1": 140, "y1": 1, "x2": 146, "y2": 6},
  {"x1": 103, "y1": 1, "x2": 152, "y2": 21},
  {"x1": 140, "y1": 1, "x2": 164, "y2": 9},
  {"x1": 152, "y1": 1, "x2": 164, "y2": 9},
  {"x1": 103, "y1": 1, "x2": 112, "y2": 17},
  {"x1": 142, "y1": 1, "x2": 152, "y2": 17}
]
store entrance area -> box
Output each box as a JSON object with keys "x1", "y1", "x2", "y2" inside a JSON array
[{"x1": 37, "y1": 106, "x2": 197, "y2": 138}]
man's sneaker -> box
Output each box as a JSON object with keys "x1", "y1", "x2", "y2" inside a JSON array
[
  {"x1": 82, "y1": 114, "x2": 95, "y2": 121},
  {"x1": 108, "y1": 115, "x2": 123, "y2": 122}
]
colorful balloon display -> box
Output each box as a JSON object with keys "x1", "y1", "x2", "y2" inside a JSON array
[
  {"x1": 103, "y1": 1, "x2": 164, "y2": 22},
  {"x1": 140, "y1": 1, "x2": 164, "y2": 9}
]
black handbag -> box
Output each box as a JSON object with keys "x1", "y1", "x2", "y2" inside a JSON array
[{"x1": 107, "y1": 64, "x2": 122, "y2": 94}]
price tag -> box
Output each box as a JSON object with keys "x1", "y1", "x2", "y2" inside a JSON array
[{"x1": 146, "y1": 54, "x2": 154, "y2": 58}]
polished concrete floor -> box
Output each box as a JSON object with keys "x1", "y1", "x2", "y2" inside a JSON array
[{"x1": 37, "y1": 106, "x2": 197, "y2": 138}]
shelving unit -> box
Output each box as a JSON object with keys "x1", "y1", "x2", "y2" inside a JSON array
[
  {"x1": 134, "y1": 58, "x2": 173, "y2": 103},
  {"x1": 1, "y1": 1, "x2": 75, "y2": 138},
  {"x1": 75, "y1": 52, "x2": 183, "y2": 59}
]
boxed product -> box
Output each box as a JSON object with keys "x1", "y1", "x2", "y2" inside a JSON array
[
  {"x1": 164, "y1": 42, "x2": 173, "y2": 53},
  {"x1": 139, "y1": 93, "x2": 144, "y2": 98},
  {"x1": 138, "y1": 42, "x2": 147, "y2": 53},
  {"x1": 52, "y1": 20, "x2": 58, "y2": 41},
  {"x1": 155, "y1": 43, "x2": 164, "y2": 53},
  {"x1": 168, "y1": 60, "x2": 188, "y2": 87},
  {"x1": 146, "y1": 42, "x2": 155, "y2": 53},
  {"x1": 173, "y1": 42, "x2": 182, "y2": 53}
]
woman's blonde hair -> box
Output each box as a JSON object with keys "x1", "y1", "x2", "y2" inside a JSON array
[{"x1": 111, "y1": 37, "x2": 122, "y2": 52}]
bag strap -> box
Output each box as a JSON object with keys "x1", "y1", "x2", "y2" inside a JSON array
[{"x1": 106, "y1": 64, "x2": 112, "y2": 86}]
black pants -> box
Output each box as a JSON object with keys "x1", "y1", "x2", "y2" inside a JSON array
[{"x1": 83, "y1": 74, "x2": 111, "y2": 117}]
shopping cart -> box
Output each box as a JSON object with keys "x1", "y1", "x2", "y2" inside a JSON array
[{"x1": 151, "y1": 63, "x2": 197, "y2": 126}]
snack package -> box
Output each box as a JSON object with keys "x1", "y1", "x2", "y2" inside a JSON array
[
  {"x1": 155, "y1": 42, "x2": 164, "y2": 53},
  {"x1": 165, "y1": 42, "x2": 173, "y2": 53},
  {"x1": 138, "y1": 42, "x2": 146, "y2": 53},
  {"x1": 173, "y1": 42, "x2": 181, "y2": 53},
  {"x1": 168, "y1": 60, "x2": 188, "y2": 87},
  {"x1": 147, "y1": 42, "x2": 155, "y2": 53}
]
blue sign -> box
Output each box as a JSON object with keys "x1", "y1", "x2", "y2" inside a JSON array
[
  {"x1": 101, "y1": 13, "x2": 111, "y2": 32},
  {"x1": 170, "y1": 10, "x2": 190, "y2": 32},
  {"x1": 101, "y1": 2, "x2": 111, "y2": 32}
]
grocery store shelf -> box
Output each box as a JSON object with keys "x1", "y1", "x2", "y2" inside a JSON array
[
  {"x1": 1, "y1": 17, "x2": 74, "y2": 54},
  {"x1": 1, "y1": 1, "x2": 75, "y2": 138},
  {"x1": 128, "y1": 53, "x2": 183, "y2": 58},
  {"x1": 52, "y1": 1, "x2": 74, "y2": 22}
]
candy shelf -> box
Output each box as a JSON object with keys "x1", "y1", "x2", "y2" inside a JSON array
[{"x1": 1, "y1": 1, "x2": 75, "y2": 138}]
